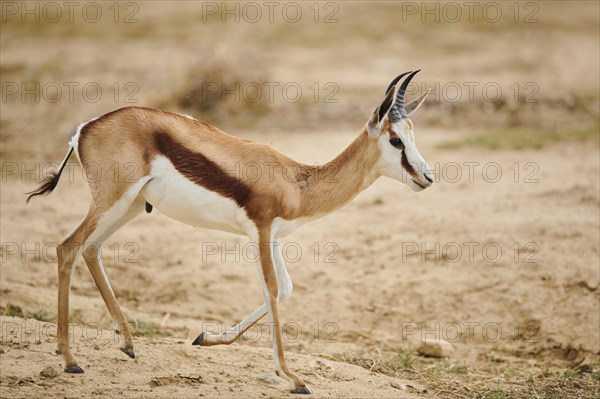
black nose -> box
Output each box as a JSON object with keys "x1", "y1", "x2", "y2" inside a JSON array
[{"x1": 424, "y1": 173, "x2": 433, "y2": 183}]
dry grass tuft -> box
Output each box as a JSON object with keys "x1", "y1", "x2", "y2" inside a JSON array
[
  {"x1": 159, "y1": 48, "x2": 271, "y2": 127},
  {"x1": 335, "y1": 346, "x2": 600, "y2": 399}
]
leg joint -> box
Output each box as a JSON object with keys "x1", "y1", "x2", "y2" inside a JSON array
[{"x1": 278, "y1": 283, "x2": 293, "y2": 302}]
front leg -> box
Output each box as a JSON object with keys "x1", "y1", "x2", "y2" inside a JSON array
[
  {"x1": 193, "y1": 304, "x2": 267, "y2": 346},
  {"x1": 256, "y1": 225, "x2": 309, "y2": 394},
  {"x1": 193, "y1": 238, "x2": 293, "y2": 346}
]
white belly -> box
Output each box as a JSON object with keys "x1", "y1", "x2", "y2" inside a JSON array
[
  {"x1": 142, "y1": 156, "x2": 247, "y2": 235},
  {"x1": 272, "y1": 215, "x2": 319, "y2": 238}
]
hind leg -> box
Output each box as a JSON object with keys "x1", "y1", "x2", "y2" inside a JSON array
[
  {"x1": 56, "y1": 178, "x2": 150, "y2": 372},
  {"x1": 81, "y1": 194, "x2": 145, "y2": 358},
  {"x1": 56, "y1": 214, "x2": 95, "y2": 373}
]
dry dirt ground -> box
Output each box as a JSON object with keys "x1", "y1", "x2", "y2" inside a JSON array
[
  {"x1": 2, "y1": 131, "x2": 599, "y2": 398},
  {"x1": 0, "y1": 317, "x2": 426, "y2": 399},
  {"x1": 1, "y1": 2, "x2": 599, "y2": 398}
]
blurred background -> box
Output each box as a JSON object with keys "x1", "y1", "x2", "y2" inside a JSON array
[
  {"x1": 1, "y1": 2, "x2": 599, "y2": 398},
  {"x1": 1, "y1": 1, "x2": 597, "y2": 160}
]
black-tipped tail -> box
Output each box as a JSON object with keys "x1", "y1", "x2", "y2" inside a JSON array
[{"x1": 25, "y1": 146, "x2": 74, "y2": 204}]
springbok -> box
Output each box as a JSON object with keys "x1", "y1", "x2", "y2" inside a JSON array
[{"x1": 26, "y1": 71, "x2": 432, "y2": 394}]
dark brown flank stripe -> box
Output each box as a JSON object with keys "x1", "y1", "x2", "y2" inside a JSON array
[{"x1": 153, "y1": 131, "x2": 252, "y2": 207}]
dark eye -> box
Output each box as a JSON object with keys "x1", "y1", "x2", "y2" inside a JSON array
[{"x1": 389, "y1": 137, "x2": 404, "y2": 149}]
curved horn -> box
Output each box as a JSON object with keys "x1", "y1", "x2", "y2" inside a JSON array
[
  {"x1": 385, "y1": 71, "x2": 412, "y2": 94},
  {"x1": 386, "y1": 71, "x2": 412, "y2": 123},
  {"x1": 396, "y1": 69, "x2": 420, "y2": 118}
]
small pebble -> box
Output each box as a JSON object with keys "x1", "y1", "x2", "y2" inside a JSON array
[
  {"x1": 40, "y1": 366, "x2": 58, "y2": 379},
  {"x1": 417, "y1": 339, "x2": 454, "y2": 358}
]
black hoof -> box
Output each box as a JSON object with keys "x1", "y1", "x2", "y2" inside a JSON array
[
  {"x1": 64, "y1": 365, "x2": 84, "y2": 374},
  {"x1": 191, "y1": 332, "x2": 205, "y2": 346},
  {"x1": 120, "y1": 347, "x2": 135, "y2": 359},
  {"x1": 291, "y1": 386, "x2": 311, "y2": 394}
]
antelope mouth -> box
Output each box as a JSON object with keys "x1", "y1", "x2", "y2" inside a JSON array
[{"x1": 412, "y1": 179, "x2": 428, "y2": 189}]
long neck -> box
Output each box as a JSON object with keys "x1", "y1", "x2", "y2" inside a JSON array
[{"x1": 298, "y1": 129, "x2": 381, "y2": 217}]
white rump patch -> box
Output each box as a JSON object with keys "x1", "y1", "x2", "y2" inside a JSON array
[{"x1": 176, "y1": 113, "x2": 197, "y2": 120}]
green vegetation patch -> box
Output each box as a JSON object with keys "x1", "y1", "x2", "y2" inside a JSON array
[
  {"x1": 439, "y1": 125, "x2": 599, "y2": 150},
  {"x1": 1, "y1": 303, "x2": 55, "y2": 321}
]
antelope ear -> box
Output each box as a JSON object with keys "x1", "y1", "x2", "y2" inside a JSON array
[
  {"x1": 405, "y1": 89, "x2": 430, "y2": 116},
  {"x1": 368, "y1": 86, "x2": 396, "y2": 137}
]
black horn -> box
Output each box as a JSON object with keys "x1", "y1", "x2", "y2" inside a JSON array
[
  {"x1": 396, "y1": 69, "x2": 420, "y2": 118},
  {"x1": 385, "y1": 71, "x2": 412, "y2": 94},
  {"x1": 386, "y1": 71, "x2": 412, "y2": 123}
]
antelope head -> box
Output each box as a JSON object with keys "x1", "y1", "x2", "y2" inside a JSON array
[{"x1": 368, "y1": 70, "x2": 433, "y2": 191}]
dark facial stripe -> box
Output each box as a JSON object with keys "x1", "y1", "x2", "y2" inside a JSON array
[
  {"x1": 389, "y1": 129, "x2": 419, "y2": 179},
  {"x1": 154, "y1": 132, "x2": 252, "y2": 207},
  {"x1": 401, "y1": 151, "x2": 419, "y2": 179}
]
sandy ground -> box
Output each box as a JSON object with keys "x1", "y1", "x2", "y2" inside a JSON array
[
  {"x1": 1, "y1": 128, "x2": 599, "y2": 397},
  {"x1": 0, "y1": 317, "x2": 426, "y2": 398},
  {"x1": 1, "y1": 1, "x2": 599, "y2": 398}
]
